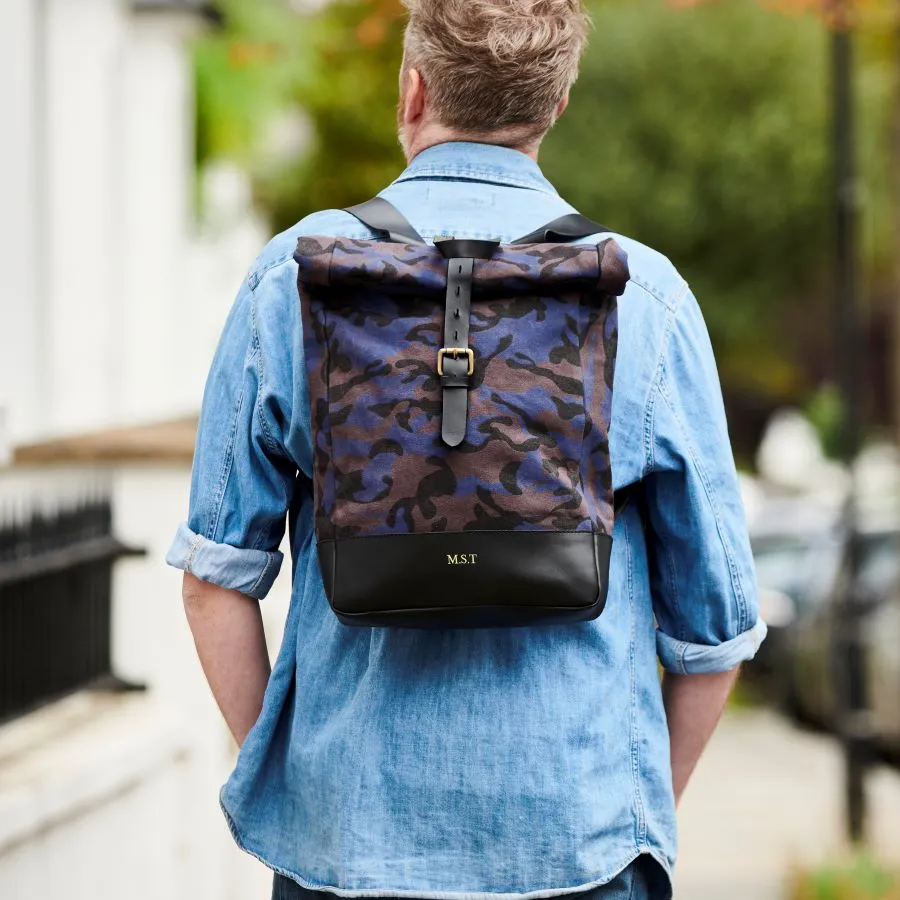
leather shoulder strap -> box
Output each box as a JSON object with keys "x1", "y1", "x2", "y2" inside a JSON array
[
  {"x1": 343, "y1": 197, "x2": 425, "y2": 244},
  {"x1": 513, "y1": 213, "x2": 610, "y2": 245}
]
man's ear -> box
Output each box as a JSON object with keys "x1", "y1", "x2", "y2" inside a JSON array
[
  {"x1": 555, "y1": 91, "x2": 570, "y2": 120},
  {"x1": 401, "y1": 67, "x2": 427, "y2": 126}
]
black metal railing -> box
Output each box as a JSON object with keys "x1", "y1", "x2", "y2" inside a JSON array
[{"x1": 0, "y1": 498, "x2": 144, "y2": 723}]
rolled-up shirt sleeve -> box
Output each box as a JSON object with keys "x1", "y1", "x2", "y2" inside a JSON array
[
  {"x1": 166, "y1": 271, "x2": 299, "y2": 599},
  {"x1": 645, "y1": 286, "x2": 766, "y2": 675}
]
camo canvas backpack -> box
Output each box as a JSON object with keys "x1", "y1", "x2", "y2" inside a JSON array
[{"x1": 294, "y1": 197, "x2": 630, "y2": 628}]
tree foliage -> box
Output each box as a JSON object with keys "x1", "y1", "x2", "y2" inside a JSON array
[
  {"x1": 254, "y1": 0, "x2": 408, "y2": 232},
  {"x1": 544, "y1": 0, "x2": 889, "y2": 421},
  {"x1": 194, "y1": 0, "x2": 311, "y2": 168}
]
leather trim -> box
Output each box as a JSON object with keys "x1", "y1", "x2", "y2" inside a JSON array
[
  {"x1": 317, "y1": 531, "x2": 612, "y2": 629},
  {"x1": 512, "y1": 213, "x2": 610, "y2": 245},
  {"x1": 434, "y1": 238, "x2": 500, "y2": 260}
]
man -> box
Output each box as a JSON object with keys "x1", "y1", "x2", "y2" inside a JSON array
[{"x1": 167, "y1": 1, "x2": 766, "y2": 898}]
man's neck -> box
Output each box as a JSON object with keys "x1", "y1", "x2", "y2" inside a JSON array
[{"x1": 403, "y1": 125, "x2": 541, "y2": 164}]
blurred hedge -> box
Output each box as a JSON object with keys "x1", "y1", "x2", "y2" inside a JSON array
[{"x1": 789, "y1": 856, "x2": 900, "y2": 900}]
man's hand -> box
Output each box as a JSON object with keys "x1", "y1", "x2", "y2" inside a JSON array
[
  {"x1": 662, "y1": 667, "x2": 740, "y2": 805},
  {"x1": 181, "y1": 573, "x2": 272, "y2": 748}
]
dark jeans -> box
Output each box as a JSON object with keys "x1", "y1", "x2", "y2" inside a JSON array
[{"x1": 272, "y1": 856, "x2": 670, "y2": 900}]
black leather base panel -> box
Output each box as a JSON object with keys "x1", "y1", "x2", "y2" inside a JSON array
[{"x1": 317, "y1": 531, "x2": 612, "y2": 629}]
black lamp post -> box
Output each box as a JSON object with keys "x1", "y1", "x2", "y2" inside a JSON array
[{"x1": 829, "y1": 0, "x2": 871, "y2": 845}]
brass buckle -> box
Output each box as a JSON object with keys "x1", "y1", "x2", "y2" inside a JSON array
[{"x1": 437, "y1": 347, "x2": 475, "y2": 377}]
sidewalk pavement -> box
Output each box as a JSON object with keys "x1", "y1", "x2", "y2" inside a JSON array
[{"x1": 674, "y1": 708, "x2": 900, "y2": 900}]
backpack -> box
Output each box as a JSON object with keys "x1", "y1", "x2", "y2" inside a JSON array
[{"x1": 293, "y1": 197, "x2": 630, "y2": 629}]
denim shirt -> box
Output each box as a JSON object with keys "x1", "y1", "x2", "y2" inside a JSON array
[{"x1": 167, "y1": 142, "x2": 766, "y2": 898}]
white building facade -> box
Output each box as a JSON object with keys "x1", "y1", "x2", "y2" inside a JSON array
[
  {"x1": 0, "y1": 2, "x2": 279, "y2": 898},
  {"x1": 0, "y1": 0, "x2": 263, "y2": 446}
]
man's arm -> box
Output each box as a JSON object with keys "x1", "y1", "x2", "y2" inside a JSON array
[
  {"x1": 640, "y1": 286, "x2": 765, "y2": 804},
  {"x1": 182, "y1": 573, "x2": 271, "y2": 748},
  {"x1": 165, "y1": 271, "x2": 302, "y2": 745},
  {"x1": 662, "y1": 667, "x2": 740, "y2": 805}
]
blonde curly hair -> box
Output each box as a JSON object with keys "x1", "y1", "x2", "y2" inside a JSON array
[{"x1": 401, "y1": 0, "x2": 590, "y2": 142}]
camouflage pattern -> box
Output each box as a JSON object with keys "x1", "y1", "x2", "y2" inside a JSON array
[{"x1": 294, "y1": 237, "x2": 629, "y2": 540}]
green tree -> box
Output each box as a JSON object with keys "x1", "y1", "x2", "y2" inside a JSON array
[
  {"x1": 255, "y1": 0, "x2": 408, "y2": 233},
  {"x1": 543, "y1": 0, "x2": 890, "y2": 440}
]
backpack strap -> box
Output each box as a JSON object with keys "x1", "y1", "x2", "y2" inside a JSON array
[
  {"x1": 344, "y1": 197, "x2": 425, "y2": 244},
  {"x1": 512, "y1": 213, "x2": 610, "y2": 245}
]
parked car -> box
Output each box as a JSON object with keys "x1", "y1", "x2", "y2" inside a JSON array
[
  {"x1": 746, "y1": 497, "x2": 842, "y2": 707},
  {"x1": 861, "y1": 535, "x2": 900, "y2": 761},
  {"x1": 746, "y1": 480, "x2": 900, "y2": 761},
  {"x1": 789, "y1": 520, "x2": 900, "y2": 738}
]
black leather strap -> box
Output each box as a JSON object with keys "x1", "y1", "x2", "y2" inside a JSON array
[
  {"x1": 440, "y1": 258, "x2": 475, "y2": 447},
  {"x1": 613, "y1": 482, "x2": 639, "y2": 517},
  {"x1": 434, "y1": 238, "x2": 500, "y2": 260},
  {"x1": 344, "y1": 197, "x2": 425, "y2": 244},
  {"x1": 513, "y1": 213, "x2": 610, "y2": 245}
]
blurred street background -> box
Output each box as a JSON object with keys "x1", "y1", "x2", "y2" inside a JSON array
[{"x1": 1, "y1": 0, "x2": 900, "y2": 898}]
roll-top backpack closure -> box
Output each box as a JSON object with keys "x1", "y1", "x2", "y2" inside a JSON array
[{"x1": 294, "y1": 237, "x2": 630, "y2": 298}]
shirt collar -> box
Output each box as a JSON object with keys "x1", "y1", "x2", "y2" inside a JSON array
[{"x1": 392, "y1": 141, "x2": 559, "y2": 195}]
